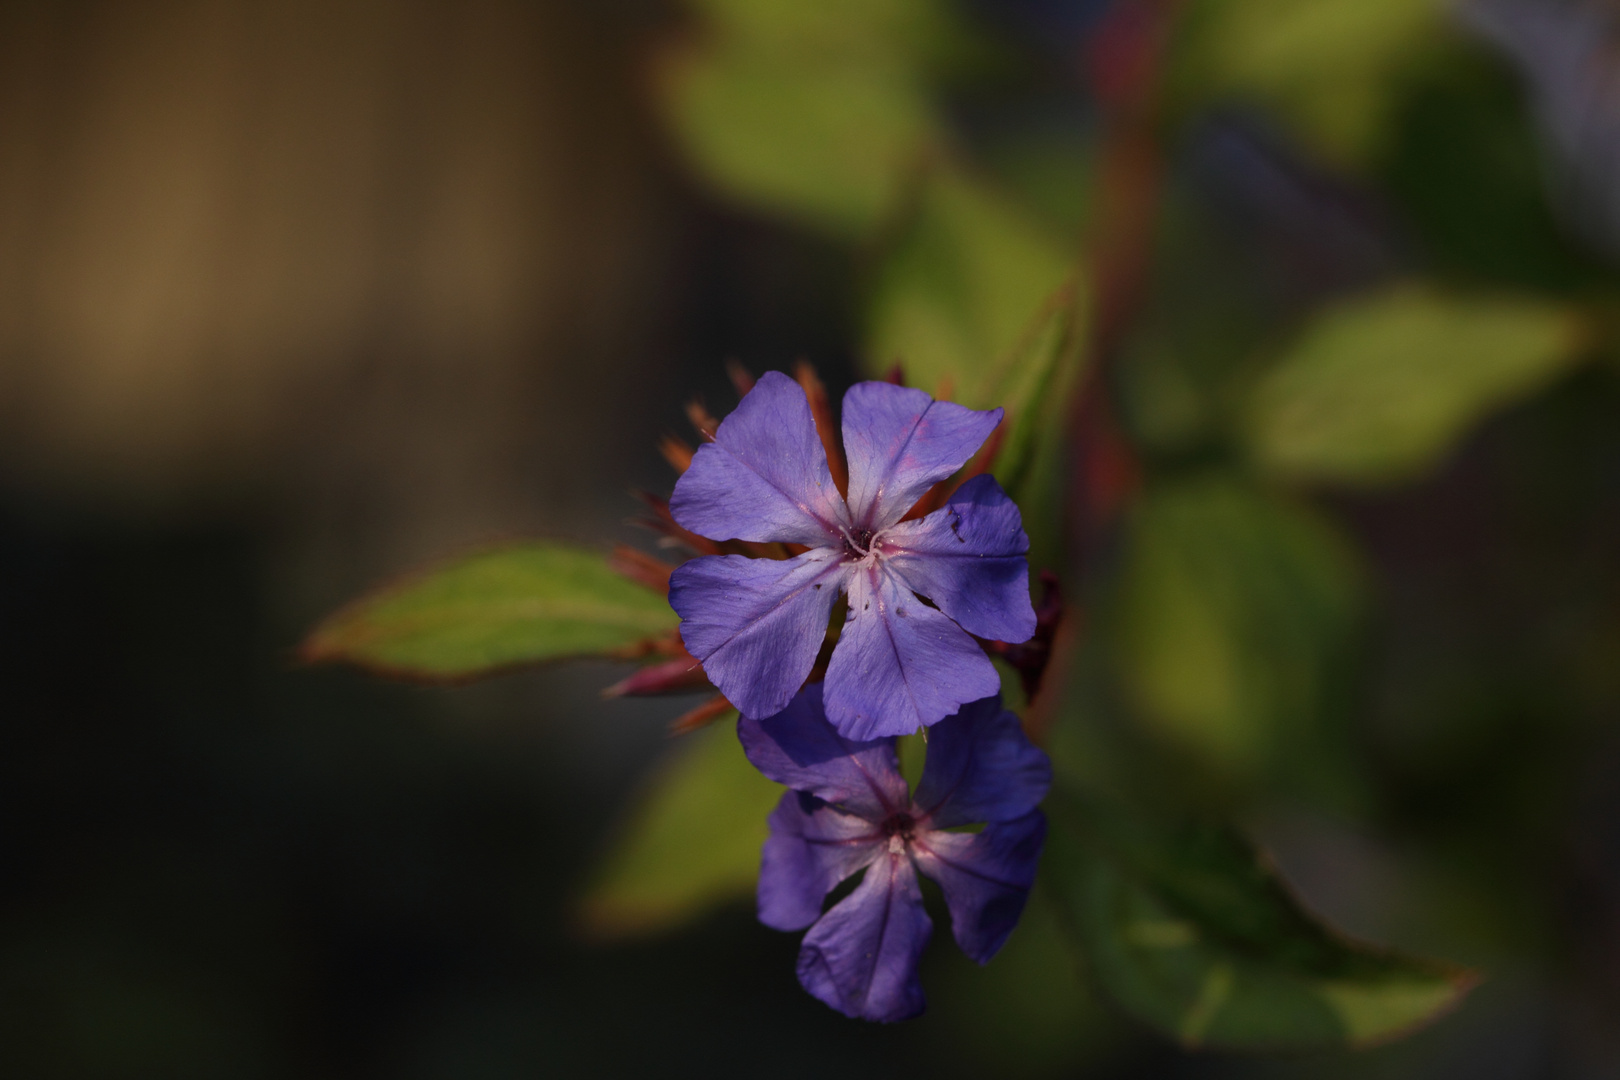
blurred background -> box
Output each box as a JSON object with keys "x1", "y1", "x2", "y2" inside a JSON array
[{"x1": 3, "y1": 0, "x2": 1620, "y2": 1076}]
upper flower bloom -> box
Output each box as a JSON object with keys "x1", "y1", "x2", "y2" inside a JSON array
[
  {"x1": 668, "y1": 371, "x2": 1036, "y2": 739},
  {"x1": 739, "y1": 687, "x2": 1051, "y2": 1022}
]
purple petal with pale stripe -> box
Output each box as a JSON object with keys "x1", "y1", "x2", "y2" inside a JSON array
[
  {"x1": 841, "y1": 382, "x2": 1002, "y2": 532},
  {"x1": 736, "y1": 683, "x2": 907, "y2": 821},
  {"x1": 823, "y1": 565, "x2": 1000, "y2": 740},
  {"x1": 670, "y1": 371, "x2": 849, "y2": 545},
  {"x1": 882, "y1": 473, "x2": 1036, "y2": 643},
  {"x1": 757, "y1": 791, "x2": 884, "y2": 931},
  {"x1": 670, "y1": 549, "x2": 849, "y2": 720},
  {"x1": 912, "y1": 696, "x2": 1051, "y2": 829},
  {"x1": 912, "y1": 811, "x2": 1046, "y2": 963},
  {"x1": 796, "y1": 849, "x2": 932, "y2": 1022}
]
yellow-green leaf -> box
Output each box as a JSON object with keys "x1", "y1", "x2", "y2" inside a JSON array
[
  {"x1": 688, "y1": 0, "x2": 953, "y2": 68},
  {"x1": 1175, "y1": 0, "x2": 1444, "y2": 164},
  {"x1": 1114, "y1": 475, "x2": 1361, "y2": 790},
  {"x1": 864, "y1": 167, "x2": 1083, "y2": 570},
  {"x1": 579, "y1": 717, "x2": 781, "y2": 937},
  {"x1": 659, "y1": 0, "x2": 955, "y2": 237},
  {"x1": 303, "y1": 543, "x2": 677, "y2": 681},
  {"x1": 1246, "y1": 285, "x2": 1586, "y2": 485},
  {"x1": 1044, "y1": 790, "x2": 1476, "y2": 1050},
  {"x1": 664, "y1": 53, "x2": 935, "y2": 236},
  {"x1": 867, "y1": 167, "x2": 1075, "y2": 408}
]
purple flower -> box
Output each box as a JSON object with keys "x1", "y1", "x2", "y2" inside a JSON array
[
  {"x1": 739, "y1": 686, "x2": 1051, "y2": 1022},
  {"x1": 669, "y1": 371, "x2": 1036, "y2": 739}
]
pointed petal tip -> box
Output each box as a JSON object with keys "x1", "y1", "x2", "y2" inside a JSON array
[
  {"x1": 841, "y1": 382, "x2": 1005, "y2": 531},
  {"x1": 669, "y1": 373, "x2": 849, "y2": 546},
  {"x1": 795, "y1": 853, "x2": 932, "y2": 1022}
]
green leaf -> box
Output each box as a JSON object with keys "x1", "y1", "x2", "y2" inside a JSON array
[
  {"x1": 924, "y1": 889, "x2": 1117, "y2": 1073},
  {"x1": 689, "y1": 0, "x2": 954, "y2": 64},
  {"x1": 1175, "y1": 0, "x2": 1444, "y2": 164},
  {"x1": 1114, "y1": 475, "x2": 1361, "y2": 792},
  {"x1": 660, "y1": 0, "x2": 955, "y2": 237},
  {"x1": 867, "y1": 167, "x2": 1075, "y2": 408},
  {"x1": 1044, "y1": 790, "x2": 1476, "y2": 1050},
  {"x1": 579, "y1": 717, "x2": 781, "y2": 937},
  {"x1": 864, "y1": 167, "x2": 1084, "y2": 569},
  {"x1": 664, "y1": 54, "x2": 935, "y2": 236},
  {"x1": 1246, "y1": 285, "x2": 1586, "y2": 485},
  {"x1": 302, "y1": 543, "x2": 678, "y2": 681}
]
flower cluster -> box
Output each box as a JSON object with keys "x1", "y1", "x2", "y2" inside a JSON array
[
  {"x1": 667, "y1": 371, "x2": 1051, "y2": 1020},
  {"x1": 741, "y1": 688, "x2": 1050, "y2": 1020},
  {"x1": 669, "y1": 372, "x2": 1036, "y2": 739}
]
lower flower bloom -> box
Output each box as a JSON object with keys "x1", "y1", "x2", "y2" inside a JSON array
[{"x1": 738, "y1": 686, "x2": 1051, "y2": 1021}]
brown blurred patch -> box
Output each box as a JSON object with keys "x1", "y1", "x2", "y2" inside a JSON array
[{"x1": 0, "y1": 0, "x2": 677, "y2": 568}]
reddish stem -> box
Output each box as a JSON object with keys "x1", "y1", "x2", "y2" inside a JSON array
[
  {"x1": 726, "y1": 359, "x2": 756, "y2": 398},
  {"x1": 607, "y1": 544, "x2": 675, "y2": 595},
  {"x1": 603, "y1": 652, "x2": 710, "y2": 698},
  {"x1": 686, "y1": 400, "x2": 720, "y2": 441},
  {"x1": 659, "y1": 435, "x2": 694, "y2": 475},
  {"x1": 1068, "y1": 0, "x2": 1176, "y2": 549},
  {"x1": 796, "y1": 360, "x2": 849, "y2": 500},
  {"x1": 669, "y1": 693, "x2": 735, "y2": 735}
]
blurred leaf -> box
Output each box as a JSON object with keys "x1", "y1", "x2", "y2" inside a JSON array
[
  {"x1": 664, "y1": 55, "x2": 934, "y2": 236},
  {"x1": 1176, "y1": 0, "x2": 1442, "y2": 163},
  {"x1": 1044, "y1": 790, "x2": 1475, "y2": 1050},
  {"x1": 579, "y1": 717, "x2": 780, "y2": 937},
  {"x1": 660, "y1": 0, "x2": 956, "y2": 236},
  {"x1": 687, "y1": 0, "x2": 955, "y2": 65},
  {"x1": 1246, "y1": 285, "x2": 1586, "y2": 485},
  {"x1": 1114, "y1": 475, "x2": 1361, "y2": 792},
  {"x1": 866, "y1": 167, "x2": 1083, "y2": 566},
  {"x1": 867, "y1": 168, "x2": 1075, "y2": 406},
  {"x1": 978, "y1": 130, "x2": 1098, "y2": 243},
  {"x1": 992, "y1": 657, "x2": 1030, "y2": 715},
  {"x1": 923, "y1": 890, "x2": 1118, "y2": 1075},
  {"x1": 302, "y1": 543, "x2": 677, "y2": 681}
]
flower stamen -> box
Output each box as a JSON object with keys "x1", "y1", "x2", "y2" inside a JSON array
[{"x1": 840, "y1": 526, "x2": 878, "y2": 560}]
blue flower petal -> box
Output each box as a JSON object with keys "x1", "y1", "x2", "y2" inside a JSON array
[
  {"x1": 841, "y1": 382, "x2": 1002, "y2": 532},
  {"x1": 796, "y1": 849, "x2": 932, "y2": 1022},
  {"x1": 823, "y1": 565, "x2": 1001, "y2": 739},
  {"x1": 882, "y1": 474, "x2": 1037, "y2": 643},
  {"x1": 757, "y1": 791, "x2": 884, "y2": 931},
  {"x1": 670, "y1": 548, "x2": 849, "y2": 721},
  {"x1": 912, "y1": 810, "x2": 1046, "y2": 964},
  {"x1": 912, "y1": 696, "x2": 1051, "y2": 829},
  {"x1": 737, "y1": 684, "x2": 908, "y2": 821},
  {"x1": 670, "y1": 371, "x2": 849, "y2": 545}
]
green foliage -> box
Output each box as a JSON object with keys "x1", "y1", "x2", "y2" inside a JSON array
[
  {"x1": 922, "y1": 891, "x2": 1119, "y2": 1075},
  {"x1": 302, "y1": 0, "x2": 1598, "y2": 1053},
  {"x1": 866, "y1": 168, "x2": 1075, "y2": 405},
  {"x1": 865, "y1": 167, "x2": 1083, "y2": 569},
  {"x1": 1044, "y1": 790, "x2": 1475, "y2": 1050},
  {"x1": 660, "y1": 0, "x2": 959, "y2": 237},
  {"x1": 302, "y1": 543, "x2": 677, "y2": 681},
  {"x1": 665, "y1": 56, "x2": 933, "y2": 237},
  {"x1": 579, "y1": 717, "x2": 780, "y2": 937},
  {"x1": 1175, "y1": 0, "x2": 1443, "y2": 164},
  {"x1": 1113, "y1": 474, "x2": 1362, "y2": 792},
  {"x1": 691, "y1": 0, "x2": 947, "y2": 54},
  {"x1": 1246, "y1": 286, "x2": 1586, "y2": 485}
]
